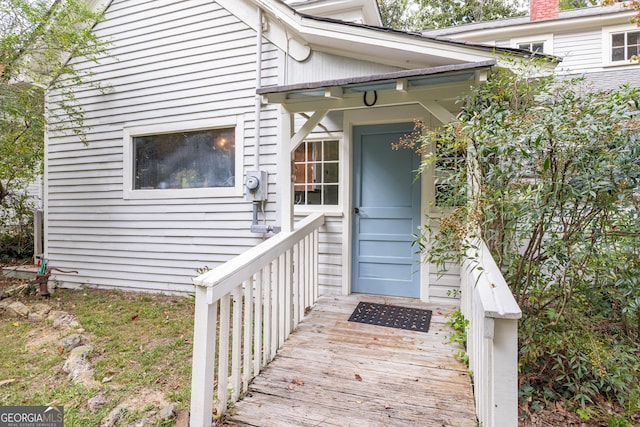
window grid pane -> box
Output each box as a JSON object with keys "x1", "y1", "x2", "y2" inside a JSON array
[
  {"x1": 611, "y1": 31, "x2": 640, "y2": 61},
  {"x1": 294, "y1": 140, "x2": 340, "y2": 206}
]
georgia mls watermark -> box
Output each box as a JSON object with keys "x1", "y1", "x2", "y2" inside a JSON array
[{"x1": 0, "y1": 406, "x2": 64, "y2": 427}]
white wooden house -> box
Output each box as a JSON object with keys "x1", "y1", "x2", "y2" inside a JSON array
[
  {"x1": 423, "y1": 0, "x2": 640, "y2": 89},
  {"x1": 44, "y1": 0, "x2": 544, "y2": 302}
]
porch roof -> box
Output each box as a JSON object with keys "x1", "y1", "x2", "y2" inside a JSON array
[{"x1": 257, "y1": 60, "x2": 496, "y2": 102}]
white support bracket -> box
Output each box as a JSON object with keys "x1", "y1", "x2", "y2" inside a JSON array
[{"x1": 290, "y1": 108, "x2": 329, "y2": 152}]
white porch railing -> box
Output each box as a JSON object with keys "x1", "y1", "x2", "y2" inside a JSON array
[
  {"x1": 461, "y1": 239, "x2": 522, "y2": 427},
  {"x1": 189, "y1": 213, "x2": 325, "y2": 427}
]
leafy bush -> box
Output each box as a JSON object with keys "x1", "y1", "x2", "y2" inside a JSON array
[
  {"x1": 0, "y1": 185, "x2": 35, "y2": 262},
  {"x1": 403, "y1": 58, "x2": 640, "y2": 423}
]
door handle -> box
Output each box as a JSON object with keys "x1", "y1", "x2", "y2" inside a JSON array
[{"x1": 353, "y1": 207, "x2": 359, "y2": 214}]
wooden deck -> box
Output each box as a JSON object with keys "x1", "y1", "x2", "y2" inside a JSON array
[{"x1": 225, "y1": 294, "x2": 476, "y2": 427}]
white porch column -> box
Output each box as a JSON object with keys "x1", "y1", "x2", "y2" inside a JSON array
[{"x1": 279, "y1": 106, "x2": 294, "y2": 232}]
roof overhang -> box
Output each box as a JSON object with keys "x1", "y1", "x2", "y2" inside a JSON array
[
  {"x1": 424, "y1": 4, "x2": 637, "y2": 42},
  {"x1": 258, "y1": 60, "x2": 497, "y2": 120},
  {"x1": 219, "y1": 0, "x2": 557, "y2": 68}
]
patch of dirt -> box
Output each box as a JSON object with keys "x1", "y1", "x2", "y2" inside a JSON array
[{"x1": 120, "y1": 388, "x2": 171, "y2": 412}]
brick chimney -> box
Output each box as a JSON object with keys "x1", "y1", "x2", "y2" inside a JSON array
[{"x1": 530, "y1": 0, "x2": 559, "y2": 20}]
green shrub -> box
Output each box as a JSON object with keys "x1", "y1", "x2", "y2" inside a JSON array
[{"x1": 404, "y1": 57, "x2": 640, "y2": 423}]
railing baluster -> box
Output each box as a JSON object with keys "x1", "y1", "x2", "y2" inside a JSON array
[
  {"x1": 243, "y1": 278, "x2": 253, "y2": 392},
  {"x1": 285, "y1": 249, "x2": 293, "y2": 337},
  {"x1": 299, "y1": 238, "x2": 306, "y2": 319},
  {"x1": 254, "y1": 270, "x2": 263, "y2": 375},
  {"x1": 278, "y1": 253, "x2": 286, "y2": 348},
  {"x1": 312, "y1": 229, "x2": 318, "y2": 302},
  {"x1": 217, "y1": 294, "x2": 231, "y2": 416},
  {"x1": 262, "y1": 262, "x2": 278, "y2": 365},
  {"x1": 304, "y1": 235, "x2": 313, "y2": 312},
  {"x1": 231, "y1": 286, "x2": 242, "y2": 402},
  {"x1": 292, "y1": 243, "x2": 299, "y2": 329}
]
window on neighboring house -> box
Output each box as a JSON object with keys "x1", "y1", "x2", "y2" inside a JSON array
[
  {"x1": 517, "y1": 41, "x2": 545, "y2": 54},
  {"x1": 293, "y1": 140, "x2": 339, "y2": 205},
  {"x1": 611, "y1": 30, "x2": 640, "y2": 62},
  {"x1": 133, "y1": 128, "x2": 235, "y2": 190}
]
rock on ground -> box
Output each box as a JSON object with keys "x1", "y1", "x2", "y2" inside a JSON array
[
  {"x1": 28, "y1": 303, "x2": 51, "y2": 322},
  {"x1": 60, "y1": 333, "x2": 82, "y2": 350},
  {"x1": 6, "y1": 301, "x2": 29, "y2": 317},
  {"x1": 88, "y1": 395, "x2": 107, "y2": 412},
  {"x1": 62, "y1": 345, "x2": 99, "y2": 388}
]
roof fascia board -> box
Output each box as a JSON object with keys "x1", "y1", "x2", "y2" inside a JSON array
[
  {"x1": 441, "y1": 9, "x2": 637, "y2": 41},
  {"x1": 300, "y1": 21, "x2": 501, "y2": 64}
]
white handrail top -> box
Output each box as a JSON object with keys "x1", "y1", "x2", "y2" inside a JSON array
[
  {"x1": 467, "y1": 239, "x2": 522, "y2": 320},
  {"x1": 193, "y1": 213, "x2": 325, "y2": 302}
]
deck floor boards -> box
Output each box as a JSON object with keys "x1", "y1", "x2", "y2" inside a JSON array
[{"x1": 225, "y1": 294, "x2": 476, "y2": 427}]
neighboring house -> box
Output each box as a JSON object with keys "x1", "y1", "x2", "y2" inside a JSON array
[
  {"x1": 44, "y1": 0, "x2": 548, "y2": 303},
  {"x1": 423, "y1": 0, "x2": 640, "y2": 89}
]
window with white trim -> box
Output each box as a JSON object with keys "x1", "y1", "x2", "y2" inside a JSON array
[
  {"x1": 511, "y1": 34, "x2": 553, "y2": 55},
  {"x1": 611, "y1": 30, "x2": 640, "y2": 62},
  {"x1": 293, "y1": 139, "x2": 339, "y2": 205},
  {"x1": 123, "y1": 118, "x2": 243, "y2": 199},
  {"x1": 517, "y1": 41, "x2": 545, "y2": 54}
]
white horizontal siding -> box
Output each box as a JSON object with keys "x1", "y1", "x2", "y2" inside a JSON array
[
  {"x1": 554, "y1": 29, "x2": 602, "y2": 73},
  {"x1": 45, "y1": 0, "x2": 280, "y2": 293},
  {"x1": 286, "y1": 50, "x2": 403, "y2": 85},
  {"x1": 429, "y1": 262, "x2": 462, "y2": 305},
  {"x1": 295, "y1": 212, "x2": 343, "y2": 295}
]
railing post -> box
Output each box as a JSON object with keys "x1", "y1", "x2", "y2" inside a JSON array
[
  {"x1": 492, "y1": 318, "x2": 519, "y2": 424},
  {"x1": 189, "y1": 286, "x2": 217, "y2": 427}
]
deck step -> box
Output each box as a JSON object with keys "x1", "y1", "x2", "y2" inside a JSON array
[{"x1": 1, "y1": 265, "x2": 39, "y2": 280}]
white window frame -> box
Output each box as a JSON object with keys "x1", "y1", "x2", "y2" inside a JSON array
[
  {"x1": 293, "y1": 134, "x2": 344, "y2": 214},
  {"x1": 123, "y1": 117, "x2": 244, "y2": 200},
  {"x1": 602, "y1": 24, "x2": 640, "y2": 67},
  {"x1": 510, "y1": 34, "x2": 554, "y2": 55}
]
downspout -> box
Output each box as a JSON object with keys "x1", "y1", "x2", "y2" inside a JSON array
[
  {"x1": 255, "y1": 7, "x2": 262, "y2": 171},
  {"x1": 248, "y1": 8, "x2": 280, "y2": 234}
]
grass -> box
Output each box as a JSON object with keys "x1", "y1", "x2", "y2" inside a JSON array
[{"x1": 0, "y1": 287, "x2": 195, "y2": 426}]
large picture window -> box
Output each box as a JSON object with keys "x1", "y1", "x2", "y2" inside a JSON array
[
  {"x1": 133, "y1": 128, "x2": 235, "y2": 190},
  {"x1": 294, "y1": 140, "x2": 339, "y2": 205}
]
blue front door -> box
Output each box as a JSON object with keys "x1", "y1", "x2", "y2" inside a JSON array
[{"x1": 352, "y1": 123, "x2": 421, "y2": 298}]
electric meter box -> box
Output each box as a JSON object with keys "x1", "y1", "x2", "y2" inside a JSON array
[{"x1": 245, "y1": 170, "x2": 268, "y2": 201}]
